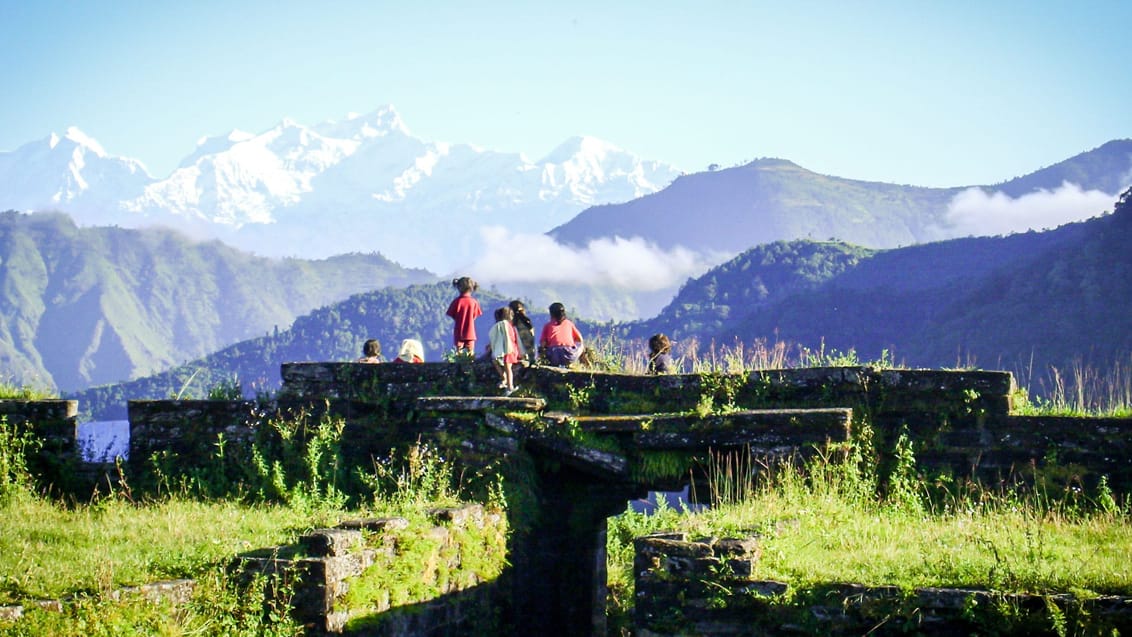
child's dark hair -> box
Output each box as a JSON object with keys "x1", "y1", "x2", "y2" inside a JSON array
[
  {"x1": 549, "y1": 302, "x2": 567, "y2": 322},
  {"x1": 648, "y1": 333, "x2": 671, "y2": 355},
  {"x1": 452, "y1": 276, "x2": 478, "y2": 294},
  {"x1": 494, "y1": 306, "x2": 513, "y2": 322},
  {"x1": 509, "y1": 300, "x2": 532, "y2": 329},
  {"x1": 362, "y1": 339, "x2": 382, "y2": 357}
]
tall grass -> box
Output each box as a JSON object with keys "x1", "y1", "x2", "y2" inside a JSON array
[
  {"x1": 606, "y1": 441, "x2": 1132, "y2": 630},
  {"x1": 586, "y1": 334, "x2": 895, "y2": 375},
  {"x1": 1014, "y1": 355, "x2": 1132, "y2": 417},
  {"x1": 0, "y1": 379, "x2": 55, "y2": 401}
]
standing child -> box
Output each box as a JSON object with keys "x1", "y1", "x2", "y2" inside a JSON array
[
  {"x1": 446, "y1": 276, "x2": 483, "y2": 354},
  {"x1": 509, "y1": 300, "x2": 536, "y2": 366},
  {"x1": 488, "y1": 306, "x2": 519, "y2": 393}
]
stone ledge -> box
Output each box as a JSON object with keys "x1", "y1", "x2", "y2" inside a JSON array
[
  {"x1": 634, "y1": 532, "x2": 1132, "y2": 634},
  {"x1": 416, "y1": 396, "x2": 547, "y2": 412}
]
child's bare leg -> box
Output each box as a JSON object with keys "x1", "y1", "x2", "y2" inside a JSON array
[{"x1": 504, "y1": 363, "x2": 514, "y2": 390}]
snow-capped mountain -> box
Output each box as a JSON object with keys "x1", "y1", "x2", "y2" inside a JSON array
[
  {"x1": 0, "y1": 127, "x2": 153, "y2": 226},
  {"x1": 0, "y1": 106, "x2": 682, "y2": 272}
]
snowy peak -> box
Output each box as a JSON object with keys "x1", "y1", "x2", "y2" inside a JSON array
[
  {"x1": 59, "y1": 126, "x2": 108, "y2": 157},
  {"x1": 313, "y1": 104, "x2": 410, "y2": 141},
  {"x1": 1, "y1": 105, "x2": 682, "y2": 271},
  {"x1": 541, "y1": 135, "x2": 625, "y2": 165},
  {"x1": 181, "y1": 130, "x2": 255, "y2": 168},
  {"x1": 0, "y1": 127, "x2": 151, "y2": 215}
]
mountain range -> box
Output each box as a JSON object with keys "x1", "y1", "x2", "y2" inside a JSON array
[
  {"x1": 549, "y1": 140, "x2": 1132, "y2": 255},
  {"x1": 72, "y1": 187, "x2": 1131, "y2": 420},
  {"x1": 4, "y1": 109, "x2": 1131, "y2": 401},
  {"x1": 0, "y1": 106, "x2": 681, "y2": 272},
  {"x1": 4, "y1": 106, "x2": 1129, "y2": 323}
]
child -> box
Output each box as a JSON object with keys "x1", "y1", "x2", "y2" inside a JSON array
[
  {"x1": 509, "y1": 300, "x2": 536, "y2": 365},
  {"x1": 647, "y1": 333, "x2": 674, "y2": 374},
  {"x1": 393, "y1": 339, "x2": 425, "y2": 363},
  {"x1": 357, "y1": 339, "x2": 383, "y2": 363},
  {"x1": 446, "y1": 276, "x2": 483, "y2": 354},
  {"x1": 488, "y1": 306, "x2": 519, "y2": 393},
  {"x1": 539, "y1": 302, "x2": 584, "y2": 367}
]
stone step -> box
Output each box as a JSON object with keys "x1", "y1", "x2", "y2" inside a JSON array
[
  {"x1": 539, "y1": 408, "x2": 853, "y2": 450},
  {"x1": 415, "y1": 396, "x2": 547, "y2": 412}
]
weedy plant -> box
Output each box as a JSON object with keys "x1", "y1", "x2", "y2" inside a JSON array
[
  {"x1": 207, "y1": 375, "x2": 245, "y2": 400},
  {"x1": 442, "y1": 348, "x2": 477, "y2": 363},
  {"x1": 0, "y1": 416, "x2": 41, "y2": 504}
]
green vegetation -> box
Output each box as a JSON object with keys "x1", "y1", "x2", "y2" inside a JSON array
[
  {"x1": 606, "y1": 443, "x2": 1132, "y2": 632},
  {"x1": 0, "y1": 399, "x2": 506, "y2": 635},
  {"x1": 0, "y1": 210, "x2": 434, "y2": 394},
  {"x1": 2, "y1": 567, "x2": 300, "y2": 637},
  {"x1": 0, "y1": 380, "x2": 55, "y2": 401},
  {"x1": 1013, "y1": 356, "x2": 1132, "y2": 418},
  {"x1": 0, "y1": 496, "x2": 329, "y2": 603},
  {"x1": 341, "y1": 508, "x2": 508, "y2": 628}
]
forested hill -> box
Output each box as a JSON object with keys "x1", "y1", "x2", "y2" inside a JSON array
[
  {"x1": 631, "y1": 187, "x2": 1131, "y2": 375},
  {"x1": 628, "y1": 240, "x2": 876, "y2": 341},
  {"x1": 0, "y1": 211, "x2": 435, "y2": 391},
  {"x1": 73, "y1": 282, "x2": 599, "y2": 420}
]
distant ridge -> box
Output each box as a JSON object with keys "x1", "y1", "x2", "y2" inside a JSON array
[
  {"x1": 0, "y1": 210, "x2": 434, "y2": 391},
  {"x1": 549, "y1": 140, "x2": 1132, "y2": 256}
]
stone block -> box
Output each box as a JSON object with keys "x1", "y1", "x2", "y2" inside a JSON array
[{"x1": 301, "y1": 528, "x2": 364, "y2": 557}]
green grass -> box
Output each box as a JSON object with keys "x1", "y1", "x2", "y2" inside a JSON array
[
  {"x1": 1, "y1": 564, "x2": 303, "y2": 637},
  {"x1": 0, "y1": 494, "x2": 338, "y2": 603},
  {"x1": 606, "y1": 452, "x2": 1132, "y2": 630}
]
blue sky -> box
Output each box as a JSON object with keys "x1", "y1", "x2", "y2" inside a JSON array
[{"x1": 1, "y1": 0, "x2": 1129, "y2": 187}]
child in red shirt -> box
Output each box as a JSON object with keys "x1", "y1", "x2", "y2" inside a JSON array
[
  {"x1": 446, "y1": 276, "x2": 483, "y2": 353},
  {"x1": 539, "y1": 302, "x2": 584, "y2": 367}
]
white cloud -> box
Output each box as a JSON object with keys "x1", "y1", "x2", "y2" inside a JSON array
[
  {"x1": 466, "y1": 226, "x2": 723, "y2": 291},
  {"x1": 944, "y1": 182, "x2": 1119, "y2": 236}
]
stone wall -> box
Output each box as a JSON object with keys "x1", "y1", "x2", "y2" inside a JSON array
[
  {"x1": 272, "y1": 362, "x2": 1132, "y2": 492},
  {"x1": 127, "y1": 399, "x2": 259, "y2": 470},
  {"x1": 234, "y1": 504, "x2": 508, "y2": 636},
  {"x1": 633, "y1": 532, "x2": 1132, "y2": 636},
  {"x1": 0, "y1": 399, "x2": 102, "y2": 494}
]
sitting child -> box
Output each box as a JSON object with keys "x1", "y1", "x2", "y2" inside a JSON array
[
  {"x1": 539, "y1": 302, "x2": 584, "y2": 367},
  {"x1": 647, "y1": 333, "x2": 674, "y2": 374},
  {"x1": 393, "y1": 339, "x2": 425, "y2": 363},
  {"x1": 358, "y1": 339, "x2": 383, "y2": 363}
]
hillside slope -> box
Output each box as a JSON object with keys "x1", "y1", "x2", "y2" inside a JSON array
[
  {"x1": 0, "y1": 211, "x2": 434, "y2": 391},
  {"x1": 632, "y1": 188, "x2": 1130, "y2": 375}
]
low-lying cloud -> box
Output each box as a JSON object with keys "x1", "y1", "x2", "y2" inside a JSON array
[
  {"x1": 945, "y1": 182, "x2": 1119, "y2": 237},
  {"x1": 466, "y1": 226, "x2": 723, "y2": 291}
]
